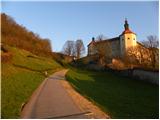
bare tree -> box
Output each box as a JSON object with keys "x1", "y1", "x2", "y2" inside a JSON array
[
  {"x1": 124, "y1": 45, "x2": 150, "y2": 68},
  {"x1": 2, "y1": 13, "x2": 53, "y2": 57},
  {"x1": 142, "y1": 35, "x2": 159, "y2": 68},
  {"x1": 149, "y1": 47, "x2": 159, "y2": 68},
  {"x1": 142, "y1": 35, "x2": 159, "y2": 48},
  {"x1": 124, "y1": 47, "x2": 138, "y2": 65},
  {"x1": 96, "y1": 41, "x2": 112, "y2": 65},
  {"x1": 96, "y1": 34, "x2": 107, "y2": 41},
  {"x1": 62, "y1": 40, "x2": 75, "y2": 56},
  {"x1": 124, "y1": 36, "x2": 159, "y2": 69},
  {"x1": 75, "y1": 39, "x2": 85, "y2": 59}
]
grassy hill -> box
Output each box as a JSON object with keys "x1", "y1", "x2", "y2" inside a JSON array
[
  {"x1": 1, "y1": 13, "x2": 64, "y2": 118},
  {"x1": 66, "y1": 68, "x2": 159, "y2": 119},
  {"x1": 1, "y1": 13, "x2": 52, "y2": 57},
  {"x1": 1, "y1": 45, "x2": 62, "y2": 118}
]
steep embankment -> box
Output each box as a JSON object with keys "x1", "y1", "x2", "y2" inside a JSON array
[
  {"x1": 1, "y1": 13, "x2": 52, "y2": 57},
  {"x1": 1, "y1": 13, "x2": 63, "y2": 118},
  {"x1": 1, "y1": 46, "x2": 62, "y2": 118}
]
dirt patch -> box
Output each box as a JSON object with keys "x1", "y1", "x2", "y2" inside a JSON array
[{"x1": 60, "y1": 80, "x2": 111, "y2": 119}]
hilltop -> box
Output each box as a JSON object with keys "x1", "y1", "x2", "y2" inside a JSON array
[{"x1": 1, "y1": 13, "x2": 52, "y2": 57}]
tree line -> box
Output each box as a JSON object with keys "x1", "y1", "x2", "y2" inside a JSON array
[
  {"x1": 62, "y1": 39, "x2": 85, "y2": 59},
  {"x1": 1, "y1": 13, "x2": 52, "y2": 57},
  {"x1": 125, "y1": 35, "x2": 159, "y2": 69},
  {"x1": 61, "y1": 34, "x2": 107, "y2": 59}
]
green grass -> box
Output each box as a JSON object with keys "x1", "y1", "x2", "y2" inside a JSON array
[
  {"x1": 1, "y1": 46, "x2": 62, "y2": 118},
  {"x1": 10, "y1": 47, "x2": 61, "y2": 71},
  {"x1": 66, "y1": 68, "x2": 159, "y2": 119}
]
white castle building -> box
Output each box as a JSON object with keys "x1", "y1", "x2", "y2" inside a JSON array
[{"x1": 87, "y1": 19, "x2": 138, "y2": 58}]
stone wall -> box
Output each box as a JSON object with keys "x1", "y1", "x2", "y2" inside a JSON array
[
  {"x1": 132, "y1": 68, "x2": 159, "y2": 85},
  {"x1": 108, "y1": 68, "x2": 159, "y2": 85},
  {"x1": 111, "y1": 40, "x2": 121, "y2": 57}
]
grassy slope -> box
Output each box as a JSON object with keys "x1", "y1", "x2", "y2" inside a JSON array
[
  {"x1": 1, "y1": 46, "x2": 62, "y2": 118},
  {"x1": 66, "y1": 68, "x2": 159, "y2": 119}
]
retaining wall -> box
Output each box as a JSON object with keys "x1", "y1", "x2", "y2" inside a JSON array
[{"x1": 108, "y1": 68, "x2": 159, "y2": 85}]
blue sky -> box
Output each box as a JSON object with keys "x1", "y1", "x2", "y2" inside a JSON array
[{"x1": 1, "y1": 1, "x2": 159, "y2": 52}]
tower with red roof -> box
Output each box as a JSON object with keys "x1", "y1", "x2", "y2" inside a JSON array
[
  {"x1": 87, "y1": 19, "x2": 138, "y2": 59},
  {"x1": 120, "y1": 19, "x2": 137, "y2": 56}
]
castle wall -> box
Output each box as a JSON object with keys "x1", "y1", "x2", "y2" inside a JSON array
[
  {"x1": 124, "y1": 33, "x2": 137, "y2": 48},
  {"x1": 111, "y1": 40, "x2": 121, "y2": 58},
  {"x1": 88, "y1": 43, "x2": 97, "y2": 56},
  {"x1": 88, "y1": 39, "x2": 122, "y2": 59}
]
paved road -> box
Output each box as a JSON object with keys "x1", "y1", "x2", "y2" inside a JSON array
[{"x1": 20, "y1": 69, "x2": 88, "y2": 119}]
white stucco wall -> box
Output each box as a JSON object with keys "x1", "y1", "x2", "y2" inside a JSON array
[
  {"x1": 124, "y1": 33, "x2": 137, "y2": 48},
  {"x1": 120, "y1": 33, "x2": 137, "y2": 56}
]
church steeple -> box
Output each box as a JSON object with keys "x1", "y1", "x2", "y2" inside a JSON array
[
  {"x1": 124, "y1": 18, "x2": 129, "y2": 30},
  {"x1": 120, "y1": 19, "x2": 137, "y2": 57}
]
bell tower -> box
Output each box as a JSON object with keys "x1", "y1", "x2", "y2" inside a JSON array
[{"x1": 120, "y1": 19, "x2": 137, "y2": 56}]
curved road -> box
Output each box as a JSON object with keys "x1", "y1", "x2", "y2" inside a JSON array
[{"x1": 20, "y1": 69, "x2": 88, "y2": 119}]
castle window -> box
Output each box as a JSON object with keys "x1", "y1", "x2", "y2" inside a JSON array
[
  {"x1": 128, "y1": 38, "x2": 130, "y2": 40},
  {"x1": 133, "y1": 38, "x2": 135, "y2": 40}
]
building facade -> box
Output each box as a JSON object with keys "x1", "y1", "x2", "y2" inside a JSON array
[{"x1": 88, "y1": 19, "x2": 137, "y2": 58}]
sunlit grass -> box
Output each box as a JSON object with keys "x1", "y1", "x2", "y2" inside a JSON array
[
  {"x1": 9, "y1": 47, "x2": 61, "y2": 71},
  {"x1": 2, "y1": 64, "x2": 45, "y2": 118},
  {"x1": 1, "y1": 46, "x2": 62, "y2": 118}
]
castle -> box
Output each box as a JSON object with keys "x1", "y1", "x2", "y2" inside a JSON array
[{"x1": 87, "y1": 19, "x2": 138, "y2": 59}]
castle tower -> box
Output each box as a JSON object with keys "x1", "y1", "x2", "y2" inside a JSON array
[{"x1": 120, "y1": 19, "x2": 137, "y2": 56}]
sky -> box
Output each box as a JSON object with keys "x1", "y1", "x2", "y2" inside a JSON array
[{"x1": 1, "y1": 1, "x2": 159, "y2": 52}]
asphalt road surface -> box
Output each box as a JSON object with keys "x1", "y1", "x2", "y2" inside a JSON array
[{"x1": 20, "y1": 69, "x2": 88, "y2": 119}]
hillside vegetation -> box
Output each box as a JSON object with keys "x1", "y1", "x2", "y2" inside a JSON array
[
  {"x1": 66, "y1": 68, "x2": 159, "y2": 119},
  {"x1": 1, "y1": 13, "x2": 63, "y2": 118},
  {"x1": 1, "y1": 13, "x2": 52, "y2": 57},
  {"x1": 1, "y1": 46, "x2": 62, "y2": 118}
]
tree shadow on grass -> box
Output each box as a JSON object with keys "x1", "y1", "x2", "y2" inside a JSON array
[{"x1": 66, "y1": 70, "x2": 159, "y2": 119}]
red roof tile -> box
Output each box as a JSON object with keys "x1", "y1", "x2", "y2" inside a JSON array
[{"x1": 121, "y1": 28, "x2": 136, "y2": 35}]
